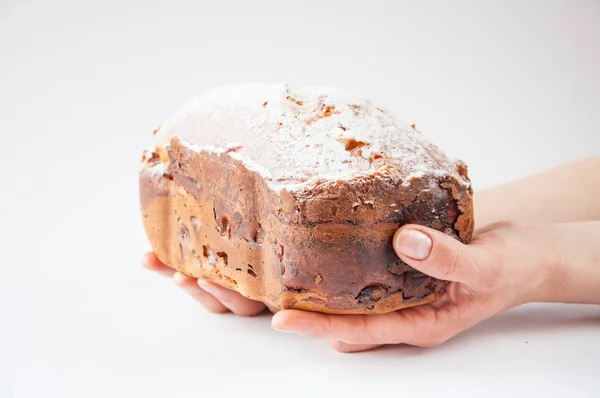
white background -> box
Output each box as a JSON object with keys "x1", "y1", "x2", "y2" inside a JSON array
[{"x1": 1, "y1": 0, "x2": 599, "y2": 397}]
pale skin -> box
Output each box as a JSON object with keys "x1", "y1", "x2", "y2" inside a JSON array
[{"x1": 142, "y1": 157, "x2": 600, "y2": 353}]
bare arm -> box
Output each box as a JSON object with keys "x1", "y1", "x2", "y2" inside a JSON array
[
  {"x1": 537, "y1": 221, "x2": 600, "y2": 305},
  {"x1": 475, "y1": 157, "x2": 600, "y2": 228}
]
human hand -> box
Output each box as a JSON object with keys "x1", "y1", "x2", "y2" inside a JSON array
[
  {"x1": 270, "y1": 221, "x2": 577, "y2": 353},
  {"x1": 142, "y1": 252, "x2": 275, "y2": 316},
  {"x1": 142, "y1": 219, "x2": 599, "y2": 353}
]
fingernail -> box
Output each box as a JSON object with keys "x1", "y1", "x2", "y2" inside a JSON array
[
  {"x1": 173, "y1": 272, "x2": 187, "y2": 285},
  {"x1": 271, "y1": 320, "x2": 285, "y2": 332},
  {"x1": 271, "y1": 315, "x2": 294, "y2": 333},
  {"x1": 395, "y1": 229, "x2": 432, "y2": 260}
]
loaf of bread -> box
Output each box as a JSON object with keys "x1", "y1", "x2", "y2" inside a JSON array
[{"x1": 139, "y1": 83, "x2": 474, "y2": 314}]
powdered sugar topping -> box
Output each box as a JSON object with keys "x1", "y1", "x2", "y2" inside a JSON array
[{"x1": 153, "y1": 83, "x2": 467, "y2": 191}]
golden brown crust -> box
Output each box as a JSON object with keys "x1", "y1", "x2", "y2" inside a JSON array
[{"x1": 139, "y1": 137, "x2": 474, "y2": 314}]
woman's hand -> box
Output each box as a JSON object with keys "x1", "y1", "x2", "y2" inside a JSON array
[
  {"x1": 141, "y1": 158, "x2": 599, "y2": 352},
  {"x1": 142, "y1": 252, "x2": 273, "y2": 316},
  {"x1": 270, "y1": 221, "x2": 600, "y2": 352},
  {"x1": 143, "y1": 220, "x2": 599, "y2": 352}
]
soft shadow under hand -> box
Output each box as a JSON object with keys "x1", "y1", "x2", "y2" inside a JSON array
[{"x1": 351, "y1": 303, "x2": 600, "y2": 356}]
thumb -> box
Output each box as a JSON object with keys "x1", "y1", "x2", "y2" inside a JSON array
[{"x1": 392, "y1": 225, "x2": 480, "y2": 285}]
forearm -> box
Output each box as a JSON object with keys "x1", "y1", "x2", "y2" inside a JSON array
[
  {"x1": 536, "y1": 221, "x2": 600, "y2": 305},
  {"x1": 474, "y1": 158, "x2": 600, "y2": 228}
]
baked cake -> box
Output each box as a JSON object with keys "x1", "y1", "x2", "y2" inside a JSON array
[{"x1": 139, "y1": 83, "x2": 474, "y2": 314}]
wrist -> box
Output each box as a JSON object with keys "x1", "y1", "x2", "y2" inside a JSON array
[
  {"x1": 505, "y1": 224, "x2": 565, "y2": 305},
  {"x1": 529, "y1": 248, "x2": 565, "y2": 304},
  {"x1": 528, "y1": 222, "x2": 600, "y2": 305}
]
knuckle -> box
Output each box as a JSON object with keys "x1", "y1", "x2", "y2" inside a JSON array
[
  {"x1": 237, "y1": 306, "x2": 265, "y2": 317},
  {"x1": 361, "y1": 316, "x2": 387, "y2": 344},
  {"x1": 415, "y1": 311, "x2": 452, "y2": 347},
  {"x1": 327, "y1": 316, "x2": 379, "y2": 344},
  {"x1": 419, "y1": 334, "x2": 448, "y2": 348},
  {"x1": 502, "y1": 221, "x2": 522, "y2": 229},
  {"x1": 419, "y1": 328, "x2": 451, "y2": 347},
  {"x1": 360, "y1": 316, "x2": 376, "y2": 343},
  {"x1": 491, "y1": 220, "x2": 522, "y2": 230},
  {"x1": 443, "y1": 248, "x2": 463, "y2": 278},
  {"x1": 206, "y1": 304, "x2": 228, "y2": 314}
]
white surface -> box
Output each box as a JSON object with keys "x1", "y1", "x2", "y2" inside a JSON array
[{"x1": 1, "y1": 0, "x2": 599, "y2": 397}]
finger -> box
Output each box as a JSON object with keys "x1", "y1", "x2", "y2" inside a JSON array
[
  {"x1": 392, "y1": 225, "x2": 480, "y2": 284},
  {"x1": 173, "y1": 272, "x2": 229, "y2": 314},
  {"x1": 197, "y1": 280, "x2": 266, "y2": 317},
  {"x1": 272, "y1": 306, "x2": 456, "y2": 347},
  {"x1": 265, "y1": 303, "x2": 280, "y2": 313},
  {"x1": 142, "y1": 252, "x2": 176, "y2": 278},
  {"x1": 272, "y1": 310, "x2": 395, "y2": 345},
  {"x1": 329, "y1": 341, "x2": 382, "y2": 353}
]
